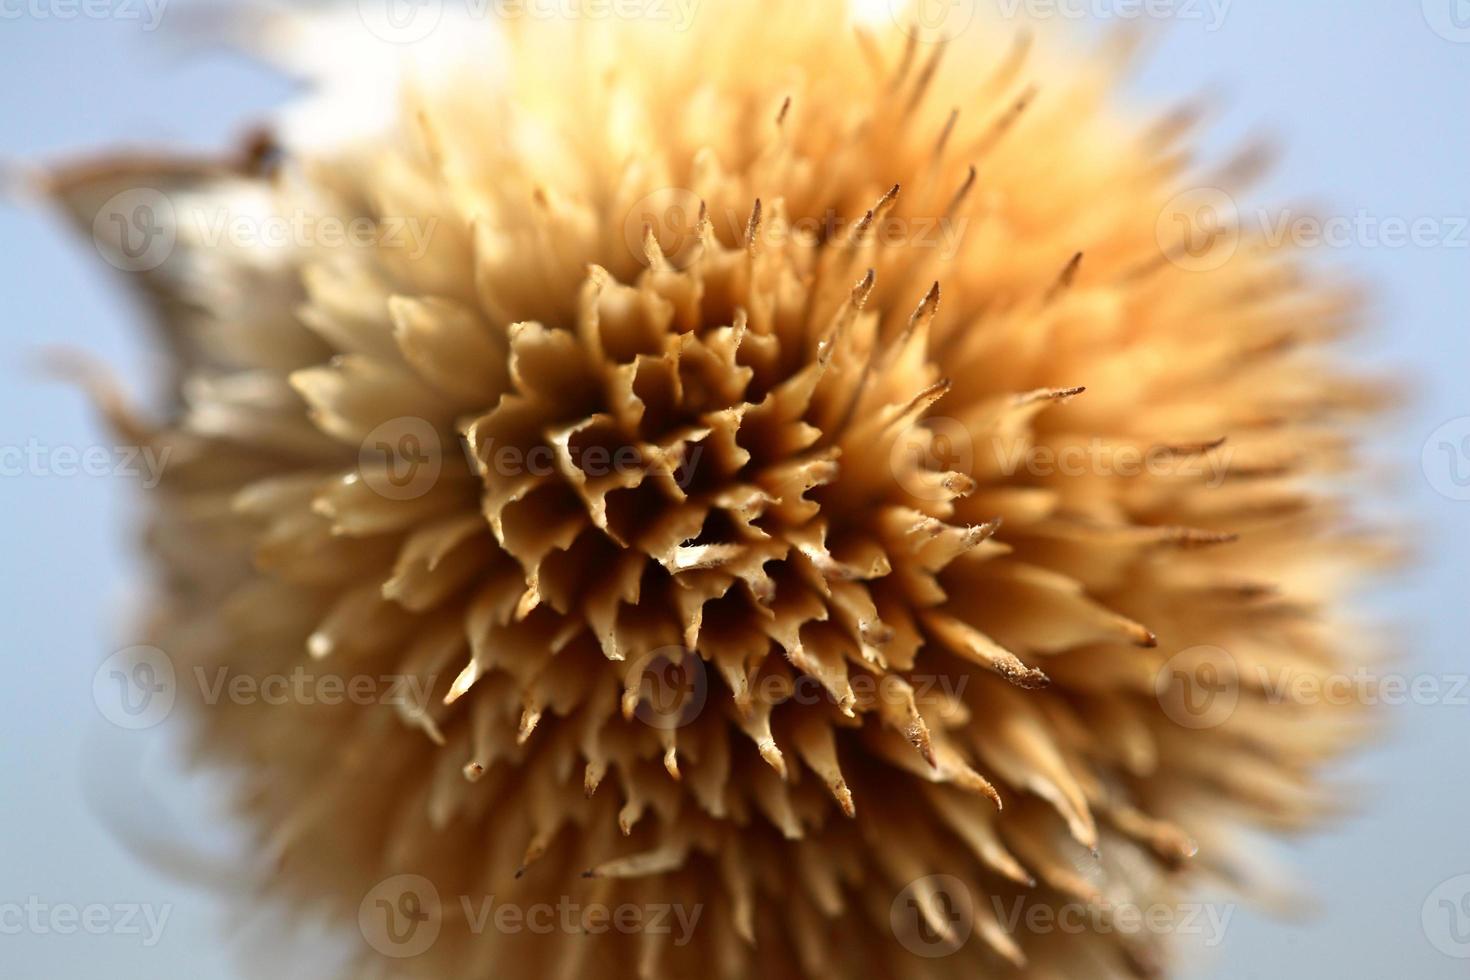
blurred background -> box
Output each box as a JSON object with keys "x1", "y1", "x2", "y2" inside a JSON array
[{"x1": 0, "y1": 2, "x2": 1465, "y2": 977}]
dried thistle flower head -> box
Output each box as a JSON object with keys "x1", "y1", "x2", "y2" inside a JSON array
[{"x1": 51, "y1": 3, "x2": 1382, "y2": 978}]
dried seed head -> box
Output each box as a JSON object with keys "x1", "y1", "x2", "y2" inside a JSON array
[{"x1": 51, "y1": 4, "x2": 1381, "y2": 978}]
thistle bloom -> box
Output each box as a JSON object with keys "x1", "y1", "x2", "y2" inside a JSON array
[{"x1": 52, "y1": 3, "x2": 1380, "y2": 977}]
